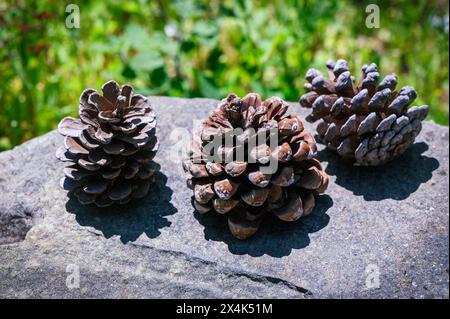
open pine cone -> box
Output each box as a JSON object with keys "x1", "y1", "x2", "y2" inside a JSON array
[
  {"x1": 56, "y1": 80, "x2": 158, "y2": 207},
  {"x1": 183, "y1": 93, "x2": 328, "y2": 240},
  {"x1": 299, "y1": 59, "x2": 429, "y2": 166}
]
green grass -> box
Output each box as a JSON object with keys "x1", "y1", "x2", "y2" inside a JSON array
[{"x1": 0, "y1": 0, "x2": 448, "y2": 151}]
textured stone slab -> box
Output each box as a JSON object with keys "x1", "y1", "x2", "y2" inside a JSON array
[{"x1": 0, "y1": 97, "x2": 448, "y2": 298}]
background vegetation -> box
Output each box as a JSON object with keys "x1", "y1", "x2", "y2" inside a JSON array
[{"x1": 0, "y1": 0, "x2": 448, "y2": 151}]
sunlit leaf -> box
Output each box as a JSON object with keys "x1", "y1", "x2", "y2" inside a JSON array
[{"x1": 129, "y1": 52, "x2": 165, "y2": 72}]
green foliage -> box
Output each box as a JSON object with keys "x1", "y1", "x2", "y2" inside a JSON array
[{"x1": 0, "y1": 0, "x2": 448, "y2": 151}]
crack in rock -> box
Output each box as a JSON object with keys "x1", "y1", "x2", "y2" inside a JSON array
[{"x1": 130, "y1": 241, "x2": 311, "y2": 297}]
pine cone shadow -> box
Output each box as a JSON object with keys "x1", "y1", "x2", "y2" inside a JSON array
[
  {"x1": 65, "y1": 168, "x2": 177, "y2": 244},
  {"x1": 317, "y1": 142, "x2": 439, "y2": 201},
  {"x1": 193, "y1": 194, "x2": 333, "y2": 257}
]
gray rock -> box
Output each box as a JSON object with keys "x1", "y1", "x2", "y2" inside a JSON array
[{"x1": 0, "y1": 97, "x2": 448, "y2": 299}]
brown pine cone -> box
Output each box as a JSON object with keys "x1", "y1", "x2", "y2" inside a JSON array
[
  {"x1": 299, "y1": 59, "x2": 429, "y2": 166},
  {"x1": 56, "y1": 80, "x2": 159, "y2": 207},
  {"x1": 183, "y1": 93, "x2": 329, "y2": 240}
]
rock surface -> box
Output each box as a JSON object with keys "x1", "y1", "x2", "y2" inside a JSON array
[{"x1": 0, "y1": 97, "x2": 448, "y2": 299}]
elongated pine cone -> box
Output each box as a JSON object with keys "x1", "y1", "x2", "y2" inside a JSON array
[
  {"x1": 183, "y1": 93, "x2": 329, "y2": 240},
  {"x1": 56, "y1": 80, "x2": 158, "y2": 207},
  {"x1": 299, "y1": 59, "x2": 429, "y2": 166}
]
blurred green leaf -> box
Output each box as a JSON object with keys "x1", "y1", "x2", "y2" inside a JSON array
[
  {"x1": 193, "y1": 21, "x2": 218, "y2": 37},
  {"x1": 197, "y1": 73, "x2": 222, "y2": 99},
  {"x1": 129, "y1": 51, "x2": 165, "y2": 72}
]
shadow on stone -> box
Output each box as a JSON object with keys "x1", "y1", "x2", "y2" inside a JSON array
[
  {"x1": 65, "y1": 170, "x2": 177, "y2": 244},
  {"x1": 318, "y1": 142, "x2": 439, "y2": 201},
  {"x1": 194, "y1": 194, "x2": 333, "y2": 257}
]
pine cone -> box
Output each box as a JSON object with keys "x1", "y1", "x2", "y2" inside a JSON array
[
  {"x1": 299, "y1": 59, "x2": 429, "y2": 166},
  {"x1": 56, "y1": 80, "x2": 158, "y2": 207},
  {"x1": 183, "y1": 93, "x2": 329, "y2": 240}
]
